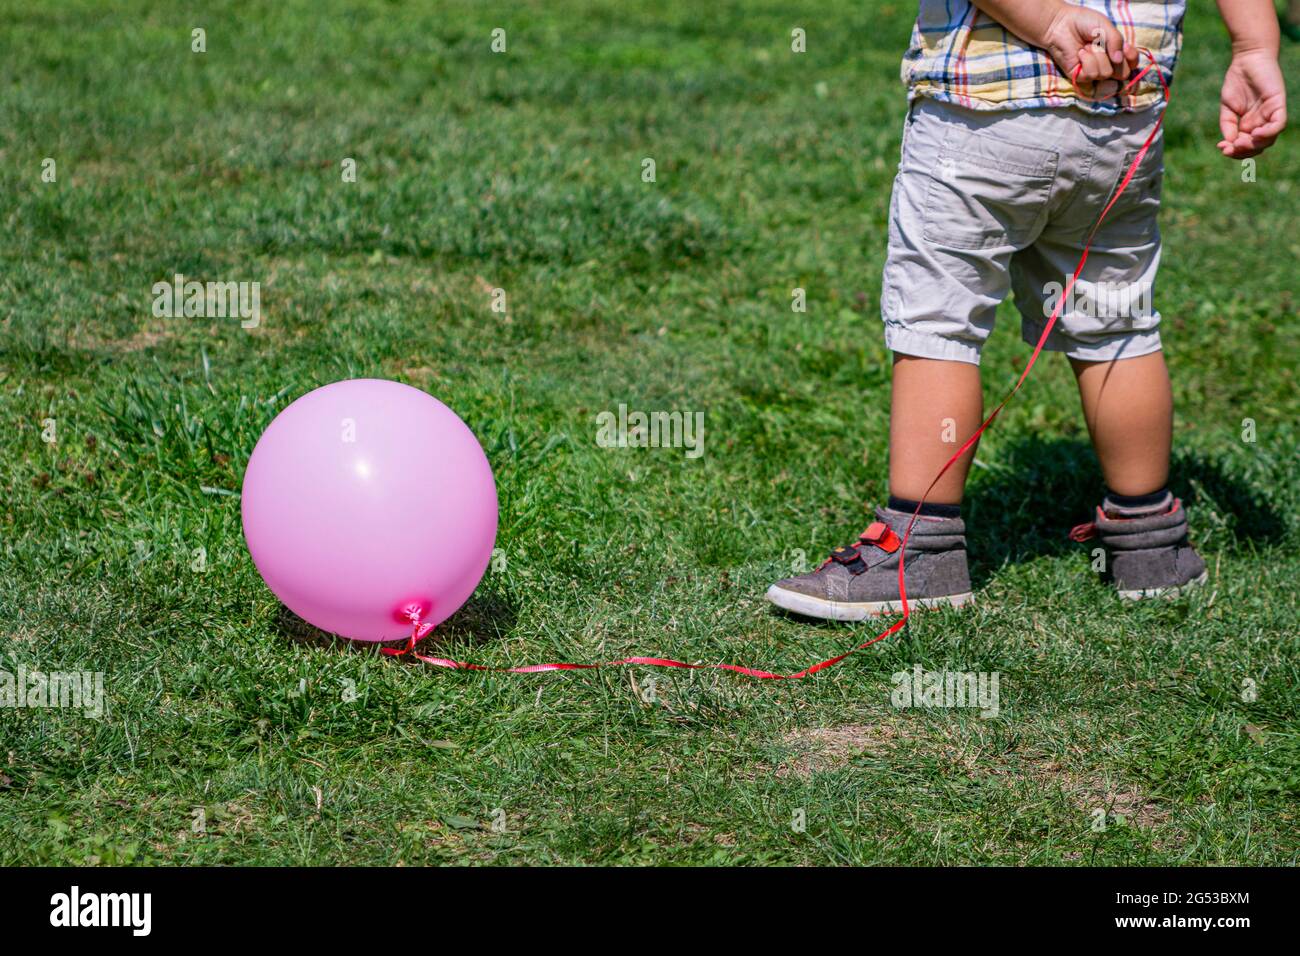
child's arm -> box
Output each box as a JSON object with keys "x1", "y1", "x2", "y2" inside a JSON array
[
  {"x1": 972, "y1": 0, "x2": 1139, "y2": 86},
  {"x1": 1215, "y1": 0, "x2": 1287, "y2": 158}
]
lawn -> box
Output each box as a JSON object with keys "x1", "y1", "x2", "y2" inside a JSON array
[{"x1": 0, "y1": 0, "x2": 1296, "y2": 865}]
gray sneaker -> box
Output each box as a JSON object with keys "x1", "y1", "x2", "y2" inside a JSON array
[
  {"x1": 765, "y1": 506, "x2": 974, "y2": 621},
  {"x1": 1070, "y1": 493, "x2": 1207, "y2": 600}
]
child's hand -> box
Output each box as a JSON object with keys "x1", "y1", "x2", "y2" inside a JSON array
[
  {"x1": 1040, "y1": 5, "x2": 1139, "y2": 96},
  {"x1": 1218, "y1": 51, "x2": 1287, "y2": 158}
]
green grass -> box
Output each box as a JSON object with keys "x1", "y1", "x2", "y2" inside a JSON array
[{"x1": 1, "y1": 0, "x2": 1297, "y2": 865}]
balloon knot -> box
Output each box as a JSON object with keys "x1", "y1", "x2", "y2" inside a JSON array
[{"x1": 380, "y1": 603, "x2": 435, "y2": 657}]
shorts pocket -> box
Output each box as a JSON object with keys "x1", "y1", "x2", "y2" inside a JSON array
[
  {"x1": 1095, "y1": 139, "x2": 1164, "y2": 244},
  {"x1": 922, "y1": 126, "x2": 1058, "y2": 250}
]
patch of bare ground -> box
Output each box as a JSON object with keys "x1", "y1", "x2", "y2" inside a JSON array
[
  {"x1": 68, "y1": 320, "x2": 175, "y2": 353},
  {"x1": 773, "y1": 717, "x2": 1168, "y2": 829},
  {"x1": 1055, "y1": 769, "x2": 1169, "y2": 829},
  {"x1": 955, "y1": 749, "x2": 1169, "y2": 829},
  {"x1": 775, "y1": 722, "x2": 900, "y2": 779}
]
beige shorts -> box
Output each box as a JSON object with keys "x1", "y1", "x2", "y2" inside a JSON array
[{"x1": 881, "y1": 96, "x2": 1166, "y2": 365}]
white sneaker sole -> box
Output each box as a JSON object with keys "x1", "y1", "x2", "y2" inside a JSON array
[
  {"x1": 765, "y1": 584, "x2": 975, "y2": 622},
  {"x1": 1117, "y1": 570, "x2": 1208, "y2": 601}
]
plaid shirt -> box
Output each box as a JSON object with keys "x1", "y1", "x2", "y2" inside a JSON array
[{"x1": 902, "y1": 1, "x2": 1184, "y2": 114}]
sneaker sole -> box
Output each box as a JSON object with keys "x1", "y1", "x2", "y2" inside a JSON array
[
  {"x1": 1116, "y1": 570, "x2": 1208, "y2": 601},
  {"x1": 764, "y1": 584, "x2": 975, "y2": 622}
]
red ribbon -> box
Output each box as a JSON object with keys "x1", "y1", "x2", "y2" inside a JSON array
[{"x1": 386, "y1": 53, "x2": 1170, "y2": 679}]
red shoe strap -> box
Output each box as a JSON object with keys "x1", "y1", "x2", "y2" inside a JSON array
[{"x1": 860, "y1": 521, "x2": 901, "y2": 553}]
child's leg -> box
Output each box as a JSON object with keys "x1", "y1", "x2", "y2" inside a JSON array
[
  {"x1": 1069, "y1": 351, "x2": 1172, "y2": 496},
  {"x1": 766, "y1": 98, "x2": 1062, "y2": 620},
  {"x1": 889, "y1": 355, "x2": 983, "y2": 504},
  {"x1": 767, "y1": 351, "x2": 985, "y2": 622},
  {"x1": 1069, "y1": 348, "x2": 1204, "y2": 597},
  {"x1": 1007, "y1": 107, "x2": 1205, "y2": 598}
]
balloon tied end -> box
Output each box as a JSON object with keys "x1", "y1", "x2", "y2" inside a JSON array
[{"x1": 381, "y1": 603, "x2": 434, "y2": 656}]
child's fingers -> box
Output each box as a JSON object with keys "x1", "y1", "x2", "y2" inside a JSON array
[
  {"x1": 1094, "y1": 20, "x2": 1127, "y2": 66},
  {"x1": 1075, "y1": 46, "x2": 1103, "y2": 82},
  {"x1": 1087, "y1": 44, "x2": 1116, "y2": 81},
  {"x1": 1218, "y1": 105, "x2": 1241, "y2": 144},
  {"x1": 1245, "y1": 110, "x2": 1286, "y2": 150},
  {"x1": 1223, "y1": 136, "x2": 1262, "y2": 159},
  {"x1": 1076, "y1": 50, "x2": 1120, "y2": 97},
  {"x1": 1238, "y1": 101, "x2": 1284, "y2": 136},
  {"x1": 1217, "y1": 114, "x2": 1284, "y2": 159},
  {"x1": 1120, "y1": 42, "x2": 1139, "y2": 79},
  {"x1": 1217, "y1": 131, "x2": 1255, "y2": 158}
]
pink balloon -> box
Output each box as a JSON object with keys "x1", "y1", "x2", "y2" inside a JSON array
[{"x1": 241, "y1": 379, "x2": 498, "y2": 642}]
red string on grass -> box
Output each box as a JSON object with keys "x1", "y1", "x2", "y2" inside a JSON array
[{"x1": 386, "y1": 52, "x2": 1170, "y2": 678}]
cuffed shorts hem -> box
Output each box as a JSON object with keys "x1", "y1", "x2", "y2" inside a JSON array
[
  {"x1": 884, "y1": 324, "x2": 983, "y2": 365},
  {"x1": 1019, "y1": 321, "x2": 1163, "y2": 362}
]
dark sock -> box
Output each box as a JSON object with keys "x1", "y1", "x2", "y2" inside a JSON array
[
  {"x1": 1104, "y1": 487, "x2": 1170, "y2": 510},
  {"x1": 888, "y1": 495, "x2": 961, "y2": 519}
]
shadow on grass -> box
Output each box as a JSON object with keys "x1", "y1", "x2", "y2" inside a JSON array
[
  {"x1": 966, "y1": 434, "x2": 1283, "y2": 585},
  {"x1": 274, "y1": 591, "x2": 519, "y2": 659}
]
